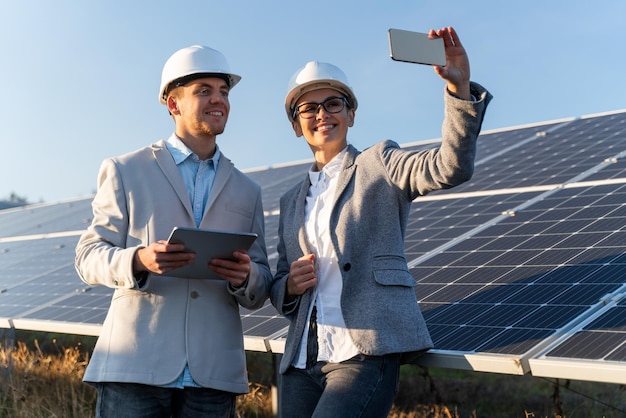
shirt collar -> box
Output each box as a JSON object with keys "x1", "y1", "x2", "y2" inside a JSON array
[
  {"x1": 165, "y1": 134, "x2": 221, "y2": 165},
  {"x1": 308, "y1": 146, "x2": 347, "y2": 186}
]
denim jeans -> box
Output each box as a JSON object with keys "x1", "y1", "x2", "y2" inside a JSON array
[
  {"x1": 278, "y1": 353, "x2": 401, "y2": 418},
  {"x1": 94, "y1": 382, "x2": 236, "y2": 418}
]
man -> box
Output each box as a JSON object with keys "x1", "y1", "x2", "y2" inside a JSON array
[{"x1": 75, "y1": 45, "x2": 273, "y2": 417}]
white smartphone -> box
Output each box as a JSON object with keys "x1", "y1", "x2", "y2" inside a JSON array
[{"x1": 388, "y1": 28, "x2": 446, "y2": 66}]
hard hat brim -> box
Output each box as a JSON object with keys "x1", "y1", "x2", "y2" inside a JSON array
[
  {"x1": 285, "y1": 79, "x2": 358, "y2": 121},
  {"x1": 160, "y1": 71, "x2": 241, "y2": 104}
]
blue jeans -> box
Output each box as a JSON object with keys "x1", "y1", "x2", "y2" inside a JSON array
[
  {"x1": 278, "y1": 353, "x2": 401, "y2": 418},
  {"x1": 94, "y1": 382, "x2": 236, "y2": 418}
]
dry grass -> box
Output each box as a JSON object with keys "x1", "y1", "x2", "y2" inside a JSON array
[
  {"x1": 1, "y1": 339, "x2": 625, "y2": 418},
  {"x1": 0, "y1": 340, "x2": 95, "y2": 418}
]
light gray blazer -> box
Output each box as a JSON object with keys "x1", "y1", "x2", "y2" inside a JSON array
[
  {"x1": 271, "y1": 83, "x2": 492, "y2": 374},
  {"x1": 75, "y1": 140, "x2": 273, "y2": 394}
]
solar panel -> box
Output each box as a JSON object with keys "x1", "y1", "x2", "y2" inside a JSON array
[
  {"x1": 245, "y1": 162, "x2": 310, "y2": 212},
  {"x1": 0, "y1": 109, "x2": 625, "y2": 384},
  {"x1": 412, "y1": 181, "x2": 625, "y2": 359},
  {"x1": 444, "y1": 112, "x2": 626, "y2": 194},
  {"x1": 404, "y1": 191, "x2": 544, "y2": 260},
  {"x1": 240, "y1": 304, "x2": 290, "y2": 351},
  {"x1": 0, "y1": 198, "x2": 92, "y2": 238},
  {"x1": 529, "y1": 296, "x2": 626, "y2": 384},
  {"x1": 0, "y1": 236, "x2": 80, "y2": 291}
]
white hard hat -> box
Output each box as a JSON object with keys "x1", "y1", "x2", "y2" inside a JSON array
[
  {"x1": 159, "y1": 45, "x2": 241, "y2": 104},
  {"x1": 285, "y1": 61, "x2": 358, "y2": 120}
]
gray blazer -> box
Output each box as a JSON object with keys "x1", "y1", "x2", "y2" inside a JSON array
[
  {"x1": 75, "y1": 140, "x2": 273, "y2": 394},
  {"x1": 271, "y1": 83, "x2": 492, "y2": 374}
]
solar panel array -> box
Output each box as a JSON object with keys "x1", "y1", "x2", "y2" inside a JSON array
[{"x1": 1, "y1": 109, "x2": 625, "y2": 384}]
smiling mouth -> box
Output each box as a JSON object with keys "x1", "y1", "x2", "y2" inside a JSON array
[
  {"x1": 316, "y1": 124, "x2": 335, "y2": 132},
  {"x1": 206, "y1": 111, "x2": 223, "y2": 116}
]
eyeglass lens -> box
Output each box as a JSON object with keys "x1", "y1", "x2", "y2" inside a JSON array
[{"x1": 296, "y1": 97, "x2": 346, "y2": 119}]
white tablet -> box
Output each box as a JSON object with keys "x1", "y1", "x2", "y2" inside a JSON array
[{"x1": 163, "y1": 227, "x2": 258, "y2": 279}]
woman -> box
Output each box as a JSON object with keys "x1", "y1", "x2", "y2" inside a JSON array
[{"x1": 270, "y1": 27, "x2": 492, "y2": 417}]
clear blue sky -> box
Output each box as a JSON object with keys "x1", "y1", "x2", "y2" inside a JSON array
[{"x1": 1, "y1": 1, "x2": 623, "y2": 203}]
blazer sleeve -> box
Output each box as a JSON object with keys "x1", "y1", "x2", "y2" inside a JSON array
[
  {"x1": 228, "y1": 186, "x2": 274, "y2": 310},
  {"x1": 270, "y1": 188, "x2": 303, "y2": 319},
  {"x1": 74, "y1": 158, "x2": 142, "y2": 289},
  {"x1": 381, "y1": 81, "x2": 492, "y2": 200}
]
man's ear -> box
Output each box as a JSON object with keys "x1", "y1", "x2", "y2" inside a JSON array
[
  {"x1": 167, "y1": 96, "x2": 180, "y2": 115},
  {"x1": 291, "y1": 119, "x2": 303, "y2": 137}
]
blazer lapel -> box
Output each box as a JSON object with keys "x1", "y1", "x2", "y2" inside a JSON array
[
  {"x1": 333, "y1": 144, "x2": 358, "y2": 204},
  {"x1": 153, "y1": 141, "x2": 194, "y2": 220},
  {"x1": 293, "y1": 176, "x2": 316, "y2": 315},
  {"x1": 295, "y1": 176, "x2": 312, "y2": 255},
  {"x1": 205, "y1": 154, "x2": 233, "y2": 213}
]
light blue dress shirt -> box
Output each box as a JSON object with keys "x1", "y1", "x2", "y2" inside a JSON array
[{"x1": 166, "y1": 134, "x2": 220, "y2": 227}]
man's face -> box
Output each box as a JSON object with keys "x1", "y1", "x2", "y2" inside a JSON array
[{"x1": 169, "y1": 77, "x2": 231, "y2": 138}]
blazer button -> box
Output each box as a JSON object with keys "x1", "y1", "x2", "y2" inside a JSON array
[
  {"x1": 343, "y1": 263, "x2": 351, "y2": 272},
  {"x1": 190, "y1": 291, "x2": 199, "y2": 299}
]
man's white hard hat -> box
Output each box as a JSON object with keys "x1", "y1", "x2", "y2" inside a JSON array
[
  {"x1": 285, "y1": 61, "x2": 358, "y2": 121},
  {"x1": 159, "y1": 45, "x2": 241, "y2": 104}
]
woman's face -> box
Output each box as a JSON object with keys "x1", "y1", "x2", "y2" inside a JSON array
[{"x1": 291, "y1": 88, "x2": 355, "y2": 157}]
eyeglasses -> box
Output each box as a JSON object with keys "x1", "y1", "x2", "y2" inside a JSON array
[{"x1": 294, "y1": 97, "x2": 348, "y2": 119}]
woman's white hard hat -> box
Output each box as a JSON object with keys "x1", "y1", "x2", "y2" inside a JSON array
[
  {"x1": 159, "y1": 45, "x2": 241, "y2": 104},
  {"x1": 285, "y1": 61, "x2": 358, "y2": 120}
]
